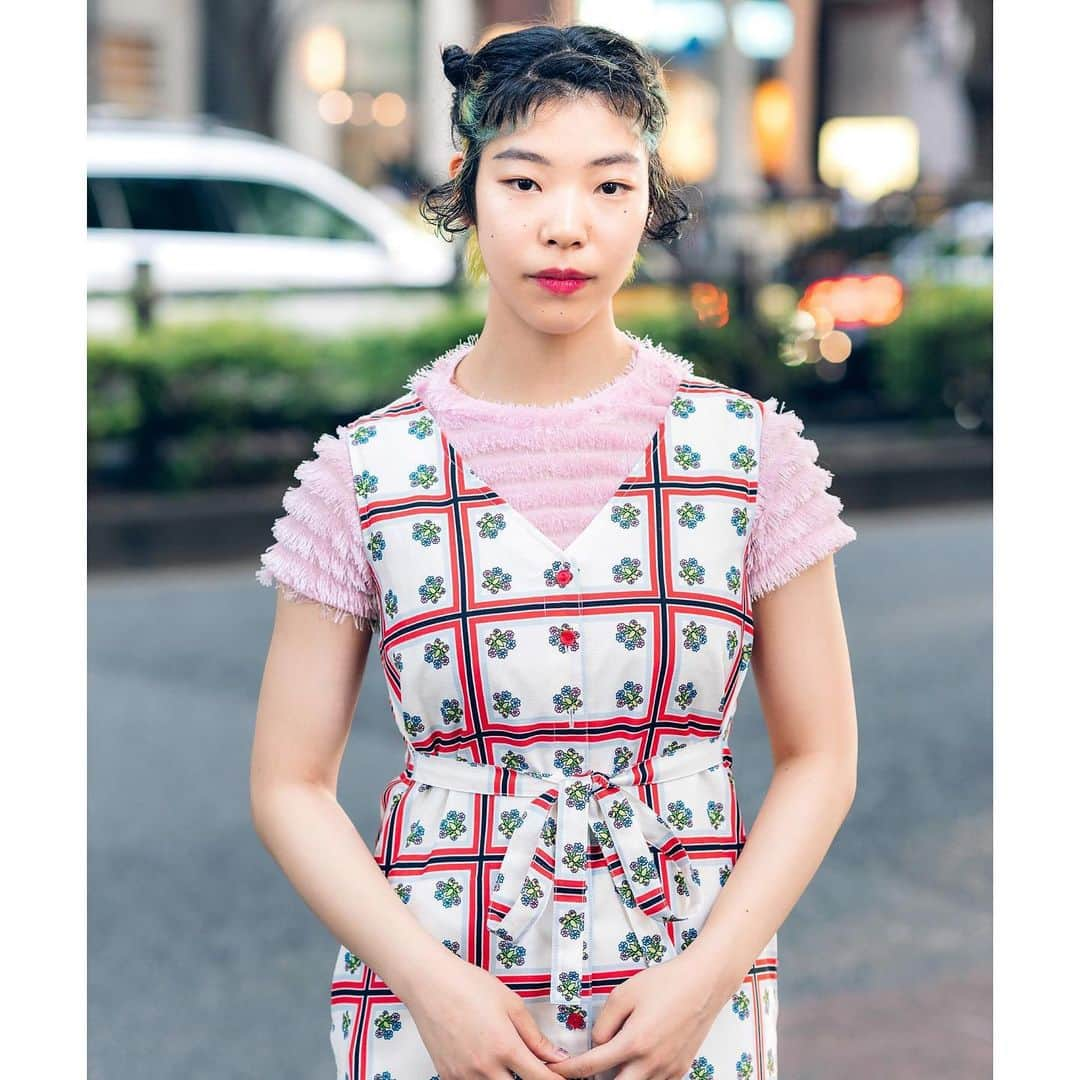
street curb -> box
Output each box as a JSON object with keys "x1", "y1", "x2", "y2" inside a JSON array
[{"x1": 88, "y1": 434, "x2": 991, "y2": 571}]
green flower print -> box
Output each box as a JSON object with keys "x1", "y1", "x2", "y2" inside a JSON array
[
  {"x1": 497, "y1": 939, "x2": 527, "y2": 967},
  {"x1": 564, "y1": 779, "x2": 591, "y2": 811},
  {"x1": 612, "y1": 745, "x2": 633, "y2": 773},
  {"x1": 618, "y1": 932, "x2": 644, "y2": 962},
  {"x1": 615, "y1": 879, "x2": 635, "y2": 907},
  {"x1": 440, "y1": 697, "x2": 463, "y2": 726},
  {"x1": 408, "y1": 416, "x2": 434, "y2": 439},
  {"x1": 498, "y1": 808, "x2": 525, "y2": 840},
  {"x1": 556, "y1": 970, "x2": 582, "y2": 1002},
  {"x1": 666, "y1": 799, "x2": 694, "y2": 830},
  {"x1": 477, "y1": 511, "x2": 506, "y2": 538},
  {"x1": 443, "y1": 938, "x2": 461, "y2": 956},
  {"x1": 409, "y1": 463, "x2": 437, "y2": 489},
  {"x1": 520, "y1": 875, "x2": 544, "y2": 909},
  {"x1": 630, "y1": 855, "x2": 658, "y2": 886},
  {"x1": 562, "y1": 841, "x2": 587, "y2": 873},
  {"x1": 556, "y1": 1004, "x2": 588, "y2": 1031},
  {"x1": 349, "y1": 424, "x2": 376, "y2": 445},
  {"x1": 731, "y1": 988, "x2": 751, "y2": 1021},
  {"x1": 672, "y1": 395, "x2": 696, "y2": 418},
  {"x1": 391, "y1": 651, "x2": 403, "y2": 672},
  {"x1": 353, "y1": 469, "x2": 379, "y2": 497},
  {"x1": 681, "y1": 926, "x2": 699, "y2": 951},
  {"x1": 678, "y1": 557, "x2": 706, "y2": 586},
  {"x1": 767, "y1": 1047, "x2": 776, "y2": 1076},
  {"x1": 481, "y1": 566, "x2": 513, "y2": 594},
  {"x1": 344, "y1": 949, "x2": 363, "y2": 973},
  {"x1": 500, "y1": 749, "x2": 529, "y2": 772},
  {"x1": 553, "y1": 684, "x2": 583, "y2": 715},
  {"x1": 740, "y1": 641, "x2": 753, "y2": 672},
  {"x1": 540, "y1": 815, "x2": 557, "y2": 846},
  {"x1": 589, "y1": 818, "x2": 614, "y2": 849},
  {"x1": 366, "y1": 530, "x2": 386, "y2": 561},
  {"x1": 341, "y1": 1011, "x2": 351, "y2": 1039},
  {"x1": 609, "y1": 798, "x2": 635, "y2": 829},
  {"x1": 729, "y1": 445, "x2": 757, "y2": 473},
  {"x1": 674, "y1": 682, "x2": 698, "y2": 710},
  {"x1": 393, "y1": 881, "x2": 411, "y2": 903},
  {"x1": 641, "y1": 933, "x2": 667, "y2": 962},
  {"x1": 689, "y1": 1056, "x2": 716, "y2": 1080},
  {"x1": 725, "y1": 565, "x2": 741, "y2": 593},
  {"x1": 411, "y1": 518, "x2": 442, "y2": 547},
  {"x1": 726, "y1": 629, "x2": 738, "y2": 660},
  {"x1": 612, "y1": 556, "x2": 644, "y2": 585},
  {"x1": 610, "y1": 502, "x2": 642, "y2": 529},
  {"x1": 434, "y1": 877, "x2": 464, "y2": 908},
  {"x1": 373, "y1": 1009, "x2": 402, "y2": 1040},
  {"x1": 682, "y1": 620, "x2": 708, "y2": 651},
  {"x1": 559, "y1": 908, "x2": 586, "y2": 940},
  {"x1": 484, "y1": 627, "x2": 517, "y2": 659},
  {"x1": 491, "y1": 689, "x2": 521, "y2": 719},
  {"x1": 736, "y1": 1052, "x2": 754, "y2": 1079},
  {"x1": 707, "y1": 800, "x2": 726, "y2": 829},
  {"x1": 677, "y1": 501, "x2": 706, "y2": 528},
  {"x1": 674, "y1": 443, "x2": 701, "y2": 469},
  {"x1": 405, "y1": 820, "x2": 425, "y2": 846},
  {"x1": 662, "y1": 740, "x2": 688, "y2": 757},
  {"x1": 403, "y1": 712, "x2": 424, "y2": 737},
  {"x1": 730, "y1": 506, "x2": 749, "y2": 536},
  {"x1": 418, "y1": 575, "x2": 446, "y2": 604},
  {"x1": 726, "y1": 398, "x2": 754, "y2": 419},
  {"x1": 384, "y1": 589, "x2": 398, "y2": 618},
  {"x1": 615, "y1": 680, "x2": 644, "y2": 709},
  {"x1": 423, "y1": 638, "x2": 451, "y2": 669},
  {"x1": 615, "y1": 618, "x2": 647, "y2": 650},
  {"x1": 554, "y1": 747, "x2": 585, "y2": 775},
  {"x1": 719, "y1": 864, "x2": 732, "y2": 887},
  {"x1": 439, "y1": 809, "x2": 468, "y2": 841}
]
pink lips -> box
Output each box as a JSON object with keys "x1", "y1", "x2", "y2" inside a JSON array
[{"x1": 532, "y1": 275, "x2": 591, "y2": 295}]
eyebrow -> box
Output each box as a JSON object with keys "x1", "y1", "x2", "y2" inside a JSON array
[{"x1": 490, "y1": 148, "x2": 641, "y2": 168}]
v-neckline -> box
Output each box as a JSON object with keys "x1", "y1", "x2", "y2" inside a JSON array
[{"x1": 422, "y1": 373, "x2": 683, "y2": 565}]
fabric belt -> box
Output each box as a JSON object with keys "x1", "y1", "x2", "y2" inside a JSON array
[{"x1": 406, "y1": 737, "x2": 731, "y2": 1005}]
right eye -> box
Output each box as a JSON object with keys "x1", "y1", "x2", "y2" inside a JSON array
[{"x1": 503, "y1": 178, "x2": 538, "y2": 192}]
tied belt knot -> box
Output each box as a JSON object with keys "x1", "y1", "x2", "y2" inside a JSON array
[{"x1": 406, "y1": 738, "x2": 731, "y2": 1005}]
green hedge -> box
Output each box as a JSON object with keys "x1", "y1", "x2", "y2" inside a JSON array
[{"x1": 88, "y1": 285, "x2": 991, "y2": 492}]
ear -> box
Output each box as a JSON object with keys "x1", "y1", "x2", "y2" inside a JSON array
[{"x1": 448, "y1": 151, "x2": 465, "y2": 180}]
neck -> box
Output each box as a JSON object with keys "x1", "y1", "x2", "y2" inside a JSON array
[{"x1": 452, "y1": 305, "x2": 635, "y2": 407}]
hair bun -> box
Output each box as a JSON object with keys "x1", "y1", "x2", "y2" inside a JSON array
[{"x1": 442, "y1": 44, "x2": 472, "y2": 90}]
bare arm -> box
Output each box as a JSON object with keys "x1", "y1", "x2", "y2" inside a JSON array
[
  {"x1": 690, "y1": 553, "x2": 859, "y2": 983},
  {"x1": 249, "y1": 592, "x2": 449, "y2": 1000}
]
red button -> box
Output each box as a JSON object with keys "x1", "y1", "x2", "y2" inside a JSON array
[
  {"x1": 555, "y1": 568, "x2": 573, "y2": 586},
  {"x1": 559, "y1": 628, "x2": 576, "y2": 646}
]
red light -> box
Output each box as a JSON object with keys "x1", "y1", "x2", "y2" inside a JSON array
[{"x1": 799, "y1": 274, "x2": 904, "y2": 328}]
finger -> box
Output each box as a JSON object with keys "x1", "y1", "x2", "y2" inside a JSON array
[
  {"x1": 506, "y1": 1003, "x2": 573, "y2": 1065},
  {"x1": 545, "y1": 1028, "x2": 638, "y2": 1078},
  {"x1": 591, "y1": 990, "x2": 634, "y2": 1046},
  {"x1": 504, "y1": 1050, "x2": 576, "y2": 1080}
]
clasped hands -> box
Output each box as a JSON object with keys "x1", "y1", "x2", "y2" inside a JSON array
[{"x1": 544, "y1": 951, "x2": 740, "y2": 1080}]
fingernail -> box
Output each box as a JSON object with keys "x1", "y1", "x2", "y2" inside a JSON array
[{"x1": 555, "y1": 1046, "x2": 570, "y2": 1058}]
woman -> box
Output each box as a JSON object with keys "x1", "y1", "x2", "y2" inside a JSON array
[{"x1": 253, "y1": 22, "x2": 858, "y2": 1080}]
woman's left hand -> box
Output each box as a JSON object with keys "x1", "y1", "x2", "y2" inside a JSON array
[{"x1": 545, "y1": 951, "x2": 742, "y2": 1079}]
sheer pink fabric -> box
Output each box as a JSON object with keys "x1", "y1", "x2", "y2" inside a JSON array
[{"x1": 256, "y1": 337, "x2": 856, "y2": 625}]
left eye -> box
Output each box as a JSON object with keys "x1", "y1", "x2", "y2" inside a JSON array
[{"x1": 502, "y1": 180, "x2": 630, "y2": 195}]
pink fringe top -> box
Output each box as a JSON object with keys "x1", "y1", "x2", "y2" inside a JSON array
[{"x1": 256, "y1": 335, "x2": 857, "y2": 627}]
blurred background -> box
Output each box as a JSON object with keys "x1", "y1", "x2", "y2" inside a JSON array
[{"x1": 86, "y1": 3, "x2": 991, "y2": 1078}]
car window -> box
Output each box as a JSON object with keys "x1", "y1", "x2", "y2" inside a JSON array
[
  {"x1": 113, "y1": 177, "x2": 230, "y2": 232},
  {"x1": 212, "y1": 179, "x2": 377, "y2": 243},
  {"x1": 88, "y1": 181, "x2": 102, "y2": 229}
]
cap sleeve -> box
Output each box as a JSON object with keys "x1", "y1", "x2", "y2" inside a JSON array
[
  {"x1": 255, "y1": 428, "x2": 380, "y2": 629},
  {"x1": 746, "y1": 398, "x2": 857, "y2": 603}
]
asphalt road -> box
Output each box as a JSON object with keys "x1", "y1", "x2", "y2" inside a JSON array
[{"x1": 88, "y1": 502, "x2": 991, "y2": 1080}]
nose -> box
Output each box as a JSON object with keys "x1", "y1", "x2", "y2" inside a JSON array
[{"x1": 540, "y1": 191, "x2": 588, "y2": 247}]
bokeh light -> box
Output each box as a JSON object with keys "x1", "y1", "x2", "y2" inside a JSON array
[
  {"x1": 690, "y1": 283, "x2": 730, "y2": 328},
  {"x1": 317, "y1": 89, "x2": 353, "y2": 125},
  {"x1": 301, "y1": 26, "x2": 346, "y2": 93}
]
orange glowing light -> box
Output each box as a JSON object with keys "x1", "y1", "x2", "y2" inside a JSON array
[
  {"x1": 751, "y1": 78, "x2": 795, "y2": 177},
  {"x1": 799, "y1": 274, "x2": 904, "y2": 328},
  {"x1": 690, "y1": 282, "x2": 730, "y2": 328}
]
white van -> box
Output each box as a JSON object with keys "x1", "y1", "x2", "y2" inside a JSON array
[{"x1": 87, "y1": 114, "x2": 460, "y2": 334}]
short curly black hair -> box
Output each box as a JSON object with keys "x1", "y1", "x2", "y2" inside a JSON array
[{"x1": 419, "y1": 22, "x2": 692, "y2": 246}]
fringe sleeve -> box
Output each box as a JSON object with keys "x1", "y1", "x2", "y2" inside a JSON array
[
  {"x1": 255, "y1": 428, "x2": 380, "y2": 631},
  {"x1": 746, "y1": 398, "x2": 858, "y2": 604}
]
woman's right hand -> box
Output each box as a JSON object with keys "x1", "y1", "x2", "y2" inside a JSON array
[{"x1": 401, "y1": 951, "x2": 580, "y2": 1079}]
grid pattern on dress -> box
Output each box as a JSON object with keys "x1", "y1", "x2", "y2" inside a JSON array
[{"x1": 327, "y1": 375, "x2": 780, "y2": 1080}]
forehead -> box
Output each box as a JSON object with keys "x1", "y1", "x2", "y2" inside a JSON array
[{"x1": 484, "y1": 96, "x2": 646, "y2": 160}]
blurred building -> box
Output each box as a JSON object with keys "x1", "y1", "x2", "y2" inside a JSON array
[{"x1": 87, "y1": 0, "x2": 991, "y2": 214}]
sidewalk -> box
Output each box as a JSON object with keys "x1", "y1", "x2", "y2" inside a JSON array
[{"x1": 88, "y1": 424, "x2": 992, "y2": 571}]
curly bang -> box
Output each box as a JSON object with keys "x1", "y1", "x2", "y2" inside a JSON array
[{"x1": 419, "y1": 23, "x2": 692, "y2": 248}]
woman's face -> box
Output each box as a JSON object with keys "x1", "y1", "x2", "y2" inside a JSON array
[{"x1": 452, "y1": 94, "x2": 651, "y2": 334}]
